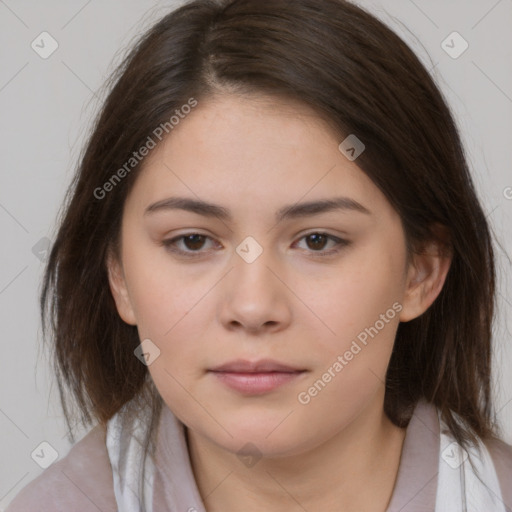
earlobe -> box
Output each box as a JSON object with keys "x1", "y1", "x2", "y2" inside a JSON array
[
  {"x1": 106, "y1": 248, "x2": 138, "y2": 326},
  {"x1": 399, "y1": 234, "x2": 452, "y2": 323}
]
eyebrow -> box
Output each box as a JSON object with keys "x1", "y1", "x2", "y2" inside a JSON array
[{"x1": 144, "y1": 196, "x2": 372, "y2": 222}]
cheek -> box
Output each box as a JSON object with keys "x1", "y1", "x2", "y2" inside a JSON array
[
  {"x1": 121, "y1": 236, "x2": 208, "y2": 338},
  {"x1": 297, "y1": 239, "x2": 405, "y2": 354},
  {"x1": 293, "y1": 258, "x2": 403, "y2": 435}
]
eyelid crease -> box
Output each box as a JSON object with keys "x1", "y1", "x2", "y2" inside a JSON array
[{"x1": 160, "y1": 231, "x2": 351, "y2": 259}]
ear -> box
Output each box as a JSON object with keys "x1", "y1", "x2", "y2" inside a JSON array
[
  {"x1": 106, "y1": 246, "x2": 137, "y2": 326},
  {"x1": 399, "y1": 225, "x2": 453, "y2": 323}
]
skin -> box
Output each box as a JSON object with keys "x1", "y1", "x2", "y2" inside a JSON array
[{"x1": 107, "y1": 93, "x2": 452, "y2": 512}]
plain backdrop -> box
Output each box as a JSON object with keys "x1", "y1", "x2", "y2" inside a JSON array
[{"x1": 1, "y1": 0, "x2": 511, "y2": 508}]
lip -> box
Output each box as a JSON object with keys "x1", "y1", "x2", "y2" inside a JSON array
[
  {"x1": 210, "y1": 359, "x2": 304, "y2": 373},
  {"x1": 208, "y1": 359, "x2": 307, "y2": 395}
]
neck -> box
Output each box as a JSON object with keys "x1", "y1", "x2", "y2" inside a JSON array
[{"x1": 187, "y1": 390, "x2": 407, "y2": 512}]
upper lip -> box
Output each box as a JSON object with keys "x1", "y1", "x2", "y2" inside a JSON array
[{"x1": 209, "y1": 359, "x2": 305, "y2": 373}]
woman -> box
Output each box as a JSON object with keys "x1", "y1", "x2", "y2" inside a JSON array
[{"x1": 7, "y1": 0, "x2": 512, "y2": 510}]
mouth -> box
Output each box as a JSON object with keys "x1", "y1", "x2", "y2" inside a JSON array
[{"x1": 208, "y1": 359, "x2": 307, "y2": 395}]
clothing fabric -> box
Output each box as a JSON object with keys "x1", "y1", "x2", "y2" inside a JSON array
[
  {"x1": 5, "y1": 398, "x2": 512, "y2": 512},
  {"x1": 106, "y1": 398, "x2": 509, "y2": 512},
  {"x1": 435, "y1": 412, "x2": 507, "y2": 511},
  {"x1": 105, "y1": 402, "x2": 156, "y2": 511}
]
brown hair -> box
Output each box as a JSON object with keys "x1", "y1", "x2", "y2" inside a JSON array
[{"x1": 41, "y1": 0, "x2": 502, "y2": 501}]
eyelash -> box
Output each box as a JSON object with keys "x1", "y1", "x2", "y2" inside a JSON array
[{"x1": 161, "y1": 232, "x2": 350, "y2": 259}]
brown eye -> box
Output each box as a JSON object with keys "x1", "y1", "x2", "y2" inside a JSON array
[
  {"x1": 294, "y1": 232, "x2": 350, "y2": 257},
  {"x1": 305, "y1": 233, "x2": 329, "y2": 251},
  {"x1": 162, "y1": 231, "x2": 349, "y2": 259},
  {"x1": 182, "y1": 234, "x2": 207, "y2": 250},
  {"x1": 162, "y1": 233, "x2": 217, "y2": 257}
]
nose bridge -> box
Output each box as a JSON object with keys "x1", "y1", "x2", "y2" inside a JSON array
[
  {"x1": 217, "y1": 237, "x2": 291, "y2": 331},
  {"x1": 231, "y1": 237, "x2": 280, "y2": 298}
]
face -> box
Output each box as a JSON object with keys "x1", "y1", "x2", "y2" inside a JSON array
[{"x1": 108, "y1": 93, "x2": 434, "y2": 458}]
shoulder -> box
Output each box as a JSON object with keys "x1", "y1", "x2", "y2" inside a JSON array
[
  {"x1": 484, "y1": 436, "x2": 512, "y2": 511},
  {"x1": 5, "y1": 424, "x2": 117, "y2": 512}
]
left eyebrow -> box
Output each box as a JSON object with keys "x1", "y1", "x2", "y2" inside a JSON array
[
  {"x1": 143, "y1": 196, "x2": 372, "y2": 222},
  {"x1": 275, "y1": 196, "x2": 372, "y2": 222}
]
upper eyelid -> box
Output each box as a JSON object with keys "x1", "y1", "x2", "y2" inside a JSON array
[{"x1": 164, "y1": 231, "x2": 346, "y2": 252}]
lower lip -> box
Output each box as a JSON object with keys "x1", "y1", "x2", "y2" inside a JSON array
[{"x1": 210, "y1": 371, "x2": 305, "y2": 395}]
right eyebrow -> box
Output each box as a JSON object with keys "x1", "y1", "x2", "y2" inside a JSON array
[{"x1": 144, "y1": 195, "x2": 372, "y2": 222}]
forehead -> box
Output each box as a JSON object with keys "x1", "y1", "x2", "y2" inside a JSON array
[{"x1": 123, "y1": 93, "x2": 395, "y2": 223}]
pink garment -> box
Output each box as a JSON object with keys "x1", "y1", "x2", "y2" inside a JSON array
[{"x1": 5, "y1": 399, "x2": 512, "y2": 511}]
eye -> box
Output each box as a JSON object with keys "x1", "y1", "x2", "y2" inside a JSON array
[
  {"x1": 161, "y1": 231, "x2": 350, "y2": 259},
  {"x1": 293, "y1": 232, "x2": 350, "y2": 257},
  {"x1": 162, "y1": 233, "x2": 219, "y2": 258}
]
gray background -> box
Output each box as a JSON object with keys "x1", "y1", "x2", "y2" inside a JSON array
[{"x1": 1, "y1": 0, "x2": 511, "y2": 508}]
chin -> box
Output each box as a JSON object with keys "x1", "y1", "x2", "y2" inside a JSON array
[{"x1": 196, "y1": 413, "x2": 318, "y2": 459}]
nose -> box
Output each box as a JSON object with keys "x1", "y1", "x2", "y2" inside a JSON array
[{"x1": 217, "y1": 248, "x2": 292, "y2": 335}]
